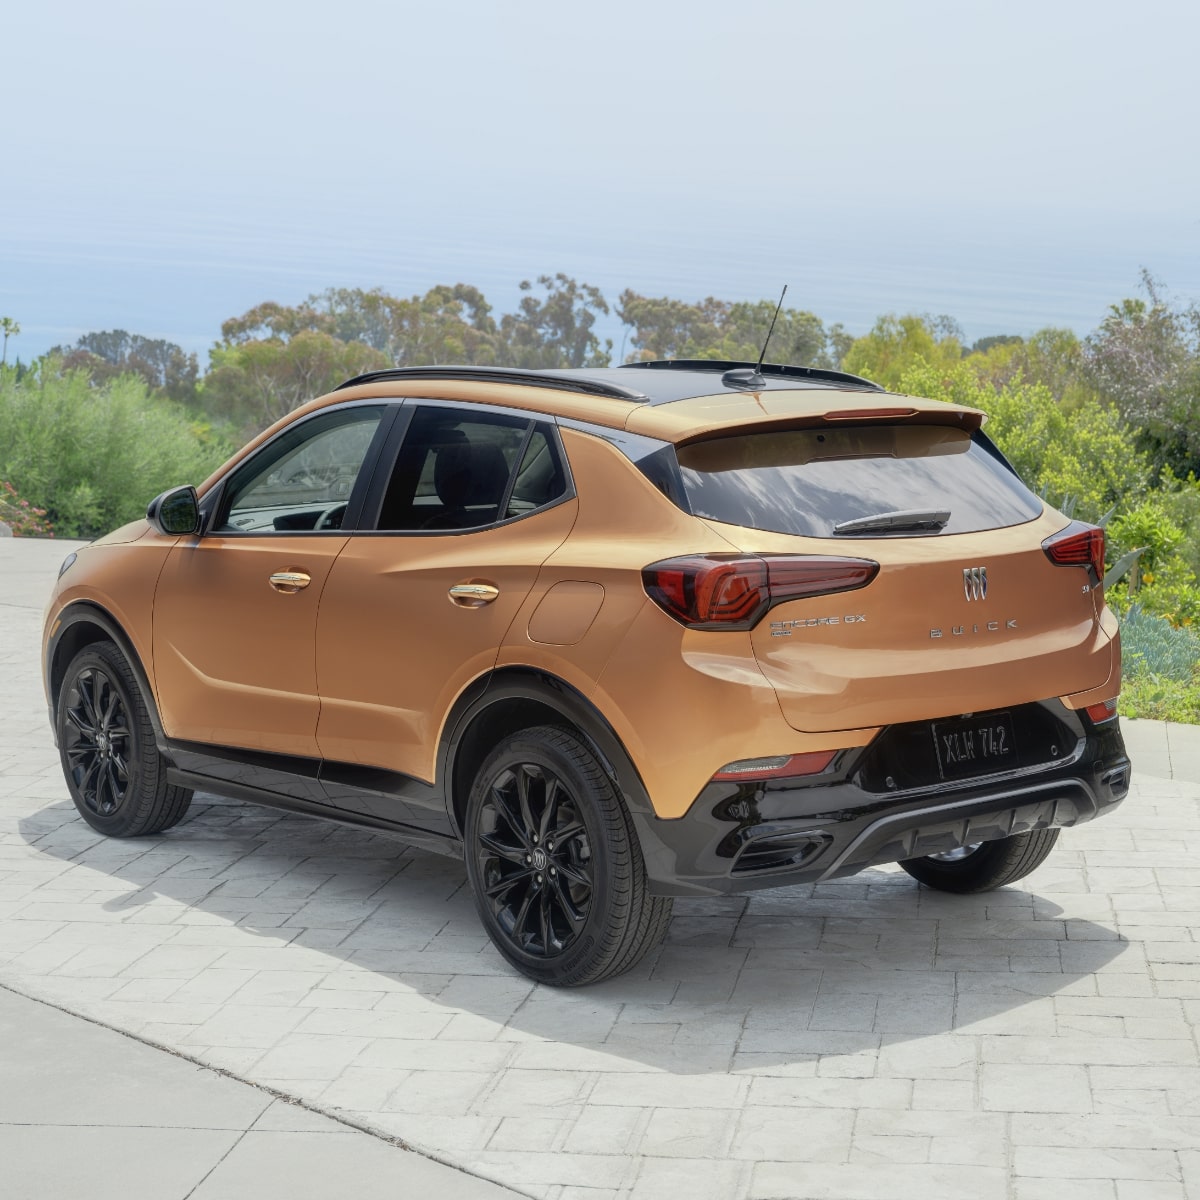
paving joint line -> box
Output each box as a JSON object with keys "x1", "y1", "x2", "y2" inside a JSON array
[{"x1": 0, "y1": 976, "x2": 538, "y2": 1200}]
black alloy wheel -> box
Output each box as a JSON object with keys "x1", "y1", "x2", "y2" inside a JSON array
[
  {"x1": 465, "y1": 725, "x2": 672, "y2": 986},
  {"x1": 57, "y1": 642, "x2": 193, "y2": 838},
  {"x1": 62, "y1": 663, "x2": 132, "y2": 819},
  {"x1": 475, "y1": 759, "x2": 594, "y2": 958}
]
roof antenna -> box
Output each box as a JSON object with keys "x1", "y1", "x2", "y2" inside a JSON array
[{"x1": 723, "y1": 284, "x2": 788, "y2": 391}]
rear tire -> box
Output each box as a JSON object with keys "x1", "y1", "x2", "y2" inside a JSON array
[
  {"x1": 464, "y1": 725, "x2": 672, "y2": 986},
  {"x1": 899, "y1": 828, "x2": 1060, "y2": 893},
  {"x1": 57, "y1": 641, "x2": 193, "y2": 837}
]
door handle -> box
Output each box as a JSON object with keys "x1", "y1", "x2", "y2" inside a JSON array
[
  {"x1": 448, "y1": 582, "x2": 500, "y2": 607},
  {"x1": 269, "y1": 570, "x2": 312, "y2": 594}
]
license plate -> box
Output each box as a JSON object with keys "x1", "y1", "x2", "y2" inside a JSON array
[{"x1": 932, "y1": 712, "x2": 1017, "y2": 780}]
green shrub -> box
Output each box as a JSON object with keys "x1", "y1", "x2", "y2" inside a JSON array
[
  {"x1": 0, "y1": 479, "x2": 54, "y2": 536},
  {"x1": 0, "y1": 361, "x2": 233, "y2": 539}
]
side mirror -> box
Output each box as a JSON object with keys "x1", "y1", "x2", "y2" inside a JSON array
[{"x1": 147, "y1": 486, "x2": 201, "y2": 536}]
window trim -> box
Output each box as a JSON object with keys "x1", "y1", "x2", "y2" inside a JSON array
[
  {"x1": 200, "y1": 401, "x2": 398, "y2": 538},
  {"x1": 354, "y1": 398, "x2": 577, "y2": 537}
]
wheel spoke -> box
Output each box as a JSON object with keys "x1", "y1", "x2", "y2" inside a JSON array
[
  {"x1": 78, "y1": 672, "x2": 100, "y2": 726},
  {"x1": 537, "y1": 775, "x2": 563, "y2": 841},
  {"x1": 548, "y1": 875, "x2": 587, "y2": 929},
  {"x1": 548, "y1": 819, "x2": 585, "y2": 848},
  {"x1": 100, "y1": 685, "x2": 120, "y2": 730},
  {"x1": 65, "y1": 707, "x2": 96, "y2": 739},
  {"x1": 554, "y1": 860, "x2": 591, "y2": 890},
  {"x1": 510, "y1": 889, "x2": 535, "y2": 943},
  {"x1": 515, "y1": 766, "x2": 537, "y2": 840},
  {"x1": 538, "y1": 889, "x2": 553, "y2": 952},
  {"x1": 488, "y1": 780, "x2": 526, "y2": 844},
  {"x1": 105, "y1": 761, "x2": 124, "y2": 807},
  {"x1": 485, "y1": 871, "x2": 529, "y2": 900},
  {"x1": 479, "y1": 832, "x2": 528, "y2": 868}
]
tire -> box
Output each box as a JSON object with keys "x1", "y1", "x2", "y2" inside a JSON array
[
  {"x1": 56, "y1": 641, "x2": 193, "y2": 837},
  {"x1": 899, "y1": 828, "x2": 1061, "y2": 893},
  {"x1": 463, "y1": 725, "x2": 673, "y2": 987}
]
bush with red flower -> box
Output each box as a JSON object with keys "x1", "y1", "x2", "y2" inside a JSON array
[{"x1": 0, "y1": 480, "x2": 54, "y2": 537}]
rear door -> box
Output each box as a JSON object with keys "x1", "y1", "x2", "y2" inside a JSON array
[
  {"x1": 314, "y1": 401, "x2": 577, "y2": 825},
  {"x1": 675, "y1": 421, "x2": 1115, "y2": 733}
]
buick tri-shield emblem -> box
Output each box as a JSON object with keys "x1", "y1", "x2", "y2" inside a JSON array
[{"x1": 963, "y1": 566, "x2": 988, "y2": 601}]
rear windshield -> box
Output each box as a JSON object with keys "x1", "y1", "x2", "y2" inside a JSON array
[{"x1": 675, "y1": 425, "x2": 1042, "y2": 537}]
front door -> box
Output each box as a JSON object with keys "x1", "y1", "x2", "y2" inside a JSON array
[{"x1": 153, "y1": 404, "x2": 388, "y2": 764}]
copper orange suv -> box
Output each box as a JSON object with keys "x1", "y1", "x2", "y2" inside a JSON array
[{"x1": 43, "y1": 360, "x2": 1130, "y2": 984}]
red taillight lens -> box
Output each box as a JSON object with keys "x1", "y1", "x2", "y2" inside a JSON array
[
  {"x1": 1042, "y1": 522, "x2": 1105, "y2": 585},
  {"x1": 642, "y1": 554, "x2": 878, "y2": 630}
]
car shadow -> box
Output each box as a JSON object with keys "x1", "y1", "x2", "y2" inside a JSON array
[{"x1": 16, "y1": 793, "x2": 1128, "y2": 1074}]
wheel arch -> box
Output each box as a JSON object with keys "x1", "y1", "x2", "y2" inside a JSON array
[
  {"x1": 47, "y1": 603, "x2": 164, "y2": 746},
  {"x1": 440, "y1": 667, "x2": 655, "y2": 840}
]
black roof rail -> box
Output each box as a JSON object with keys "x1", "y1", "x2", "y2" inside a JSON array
[
  {"x1": 619, "y1": 359, "x2": 884, "y2": 392},
  {"x1": 335, "y1": 365, "x2": 649, "y2": 401}
]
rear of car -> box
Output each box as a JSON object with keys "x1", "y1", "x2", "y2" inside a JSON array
[{"x1": 589, "y1": 390, "x2": 1129, "y2": 895}]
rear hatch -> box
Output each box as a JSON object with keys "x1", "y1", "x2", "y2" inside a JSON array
[{"x1": 674, "y1": 420, "x2": 1114, "y2": 734}]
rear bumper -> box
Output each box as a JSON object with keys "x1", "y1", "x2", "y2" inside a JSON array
[{"x1": 633, "y1": 709, "x2": 1129, "y2": 897}]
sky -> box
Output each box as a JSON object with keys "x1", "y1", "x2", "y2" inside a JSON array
[{"x1": 3, "y1": 0, "x2": 1198, "y2": 364}]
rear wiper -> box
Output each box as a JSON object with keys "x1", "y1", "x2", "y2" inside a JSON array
[{"x1": 833, "y1": 509, "x2": 951, "y2": 535}]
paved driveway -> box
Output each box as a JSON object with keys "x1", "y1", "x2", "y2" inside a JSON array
[{"x1": 3, "y1": 537, "x2": 1199, "y2": 1199}]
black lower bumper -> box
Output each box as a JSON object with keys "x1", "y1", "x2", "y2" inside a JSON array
[{"x1": 634, "y1": 706, "x2": 1130, "y2": 898}]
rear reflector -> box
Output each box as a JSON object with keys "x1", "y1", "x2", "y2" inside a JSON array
[
  {"x1": 1043, "y1": 521, "x2": 1105, "y2": 585},
  {"x1": 712, "y1": 751, "x2": 837, "y2": 782},
  {"x1": 1085, "y1": 699, "x2": 1119, "y2": 723},
  {"x1": 642, "y1": 554, "x2": 878, "y2": 630}
]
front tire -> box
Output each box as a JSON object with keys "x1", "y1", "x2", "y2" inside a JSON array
[
  {"x1": 464, "y1": 725, "x2": 672, "y2": 986},
  {"x1": 899, "y1": 828, "x2": 1060, "y2": 893},
  {"x1": 57, "y1": 641, "x2": 193, "y2": 837}
]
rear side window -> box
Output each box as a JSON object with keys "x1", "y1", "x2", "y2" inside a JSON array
[{"x1": 675, "y1": 425, "x2": 1042, "y2": 537}]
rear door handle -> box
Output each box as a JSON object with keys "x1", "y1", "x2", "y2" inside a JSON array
[
  {"x1": 269, "y1": 571, "x2": 312, "y2": 593},
  {"x1": 448, "y1": 583, "x2": 499, "y2": 606}
]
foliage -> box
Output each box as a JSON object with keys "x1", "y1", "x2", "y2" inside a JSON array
[
  {"x1": 0, "y1": 362, "x2": 232, "y2": 539},
  {"x1": 840, "y1": 314, "x2": 964, "y2": 389},
  {"x1": 1083, "y1": 271, "x2": 1200, "y2": 476},
  {"x1": 498, "y1": 275, "x2": 611, "y2": 369},
  {"x1": 897, "y1": 358, "x2": 1149, "y2": 523},
  {"x1": 202, "y1": 327, "x2": 388, "y2": 438},
  {"x1": 1116, "y1": 604, "x2": 1200, "y2": 723},
  {"x1": 0, "y1": 317, "x2": 19, "y2": 367},
  {"x1": 0, "y1": 479, "x2": 54, "y2": 536},
  {"x1": 50, "y1": 329, "x2": 200, "y2": 404},
  {"x1": 617, "y1": 290, "x2": 843, "y2": 367}
]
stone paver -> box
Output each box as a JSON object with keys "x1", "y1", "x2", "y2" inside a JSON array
[{"x1": 3, "y1": 536, "x2": 1200, "y2": 1199}]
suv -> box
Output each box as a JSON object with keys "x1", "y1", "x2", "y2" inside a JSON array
[{"x1": 42, "y1": 360, "x2": 1130, "y2": 985}]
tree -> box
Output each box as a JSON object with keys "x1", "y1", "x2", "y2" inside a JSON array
[
  {"x1": 616, "y1": 291, "x2": 837, "y2": 367},
  {"x1": 498, "y1": 275, "x2": 612, "y2": 369},
  {"x1": 1083, "y1": 271, "x2": 1200, "y2": 474},
  {"x1": 49, "y1": 329, "x2": 199, "y2": 403},
  {"x1": 840, "y1": 314, "x2": 963, "y2": 390},
  {"x1": 0, "y1": 317, "x2": 19, "y2": 366}
]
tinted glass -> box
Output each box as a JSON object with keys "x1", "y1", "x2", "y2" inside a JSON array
[
  {"x1": 377, "y1": 406, "x2": 530, "y2": 531},
  {"x1": 506, "y1": 429, "x2": 567, "y2": 518},
  {"x1": 676, "y1": 425, "x2": 1042, "y2": 537},
  {"x1": 217, "y1": 406, "x2": 384, "y2": 533}
]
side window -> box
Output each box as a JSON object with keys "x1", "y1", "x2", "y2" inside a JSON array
[
  {"x1": 216, "y1": 406, "x2": 384, "y2": 534},
  {"x1": 376, "y1": 406, "x2": 567, "y2": 531}
]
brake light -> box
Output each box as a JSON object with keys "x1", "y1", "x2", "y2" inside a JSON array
[
  {"x1": 1042, "y1": 522, "x2": 1105, "y2": 585},
  {"x1": 712, "y1": 751, "x2": 837, "y2": 781},
  {"x1": 642, "y1": 554, "x2": 878, "y2": 630}
]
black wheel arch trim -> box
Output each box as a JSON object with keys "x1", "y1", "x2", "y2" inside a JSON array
[{"x1": 46, "y1": 602, "x2": 165, "y2": 749}]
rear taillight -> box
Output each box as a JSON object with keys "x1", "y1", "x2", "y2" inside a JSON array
[
  {"x1": 642, "y1": 554, "x2": 878, "y2": 630},
  {"x1": 1042, "y1": 521, "x2": 1105, "y2": 586}
]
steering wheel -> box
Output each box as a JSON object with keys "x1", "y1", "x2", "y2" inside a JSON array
[{"x1": 314, "y1": 503, "x2": 347, "y2": 531}]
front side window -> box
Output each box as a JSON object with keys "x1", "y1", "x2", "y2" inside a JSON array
[
  {"x1": 216, "y1": 406, "x2": 384, "y2": 533},
  {"x1": 376, "y1": 406, "x2": 566, "y2": 531}
]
